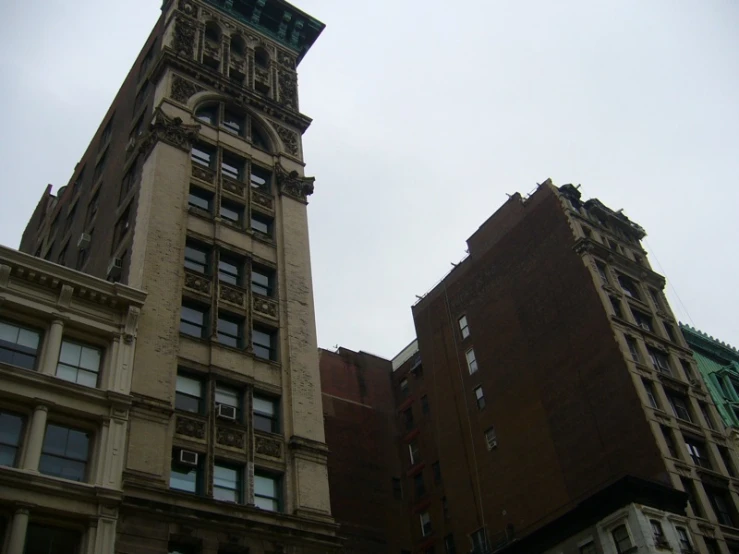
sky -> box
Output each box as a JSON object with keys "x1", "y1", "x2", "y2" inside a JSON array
[{"x1": 0, "y1": 0, "x2": 737, "y2": 360}]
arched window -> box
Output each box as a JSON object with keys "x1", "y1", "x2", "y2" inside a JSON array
[
  {"x1": 195, "y1": 103, "x2": 219, "y2": 126},
  {"x1": 251, "y1": 123, "x2": 271, "y2": 152},
  {"x1": 230, "y1": 35, "x2": 246, "y2": 58},
  {"x1": 254, "y1": 47, "x2": 270, "y2": 69},
  {"x1": 204, "y1": 21, "x2": 221, "y2": 44}
]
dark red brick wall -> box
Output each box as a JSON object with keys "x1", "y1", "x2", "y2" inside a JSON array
[
  {"x1": 320, "y1": 349, "x2": 413, "y2": 553},
  {"x1": 408, "y1": 185, "x2": 667, "y2": 548}
]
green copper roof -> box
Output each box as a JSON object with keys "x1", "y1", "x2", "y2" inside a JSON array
[
  {"x1": 202, "y1": 0, "x2": 325, "y2": 64},
  {"x1": 682, "y1": 323, "x2": 739, "y2": 428}
]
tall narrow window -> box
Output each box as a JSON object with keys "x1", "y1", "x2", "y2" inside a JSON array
[
  {"x1": 217, "y1": 313, "x2": 243, "y2": 348},
  {"x1": 252, "y1": 327, "x2": 277, "y2": 361},
  {"x1": 0, "y1": 412, "x2": 24, "y2": 467},
  {"x1": 223, "y1": 109, "x2": 245, "y2": 136},
  {"x1": 399, "y1": 378, "x2": 409, "y2": 397},
  {"x1": 392, "y1": 477, "x2": 402, "y2": 499},
  {"x1": 220, "y1": 200, "x2": 244, "y2": 226},
  {"x1": 661, "y1": 426, "x2": 678, "y2": 458},
  {"x1": 719, "y1": 446, "x2": 736, "y2": 478},
  {"x1": 251, "y1": 212, "x2": 273, "y2": 237},
  {"x1": 188, "y1": 187, "x2": 213, "y2": 213},
  {"x1": 432, "y1": 461, "x2": 442, "y2": 484},
  {"x1": 649, "y1": 288, "x2": 663, "y2": 310},
  {"x1": 213, "y1": 463, "x2": 242, "y2": 503},
  {"x1": 254, "y1": 472, "x2": 281, "y2": 511},
  {"x1": 250, "y1": 165, "x2": 272, "y2": 191},
  {"x1": 625, "y1": 336, "x2": 641, "y2": 362},
  {"x1": 676, "y1": 527, "x2": 692, "y2": 553},
  {"x1": 669, "y1": 394, "x2": 692, "y2": 422},
  {"x1": 180, "y1": 302, "x2": 208, "y2": 338},
  {"x1": 421, "y1": 395, "x2": 430, "y2": 415},
  {"x1": 648, "y1": 347, "x2": 672, "y2": 374},
  {"x1": 409, "y1": 440, "x2": 420, "y2": 465},
  {"x1": 631, "y1": 309, "x2": 653, "y2": 332},
  {"x1": 221, "y1": 151, "x2": 244, "y2": 181},
  {"x1": 39, "y1": 424, "x2": 90, "y2": 482},
  {"x1": 610, "y1": 296, "x2": 623, "y2": 318},
  {"x1": 195, "y1": 104, "x2": 218, "y2": 125},
  {"x1": 466, "y1": 348, "x2": 478, "y2": 374},
  {"x1": 643, "y1": 379, "x2": 659, "y2": 409},
  {"x1": 458, "y1": 315, "x2": 470, "y2": 339},
  {"x1": 474, "y1": 386, "x2": 485, "y2": 410},
  {"x1": 215, "y1": 383, "x2": 240, "y2": 419},
  {"x1": 0, "y1": 320, "x2": 41, "y2": 370},
  {"x1": 184, "y1": 243, "x2": 210, "y2": 274},
  {"x1": 444, "y1": 534, "x2": 456, "y2": 554},
  {"x1": 414, "y1": 472, "x2": 425, "y2": 498},
  {"x1": 403, "y1": 407, "x2": 414, "y2": 431},
  {"x1": 175, "y1": 374, "x2": 203, "y2": 413},
  {"x1": 484, "y1": 427, "x2": 497, "y2": 450},
  {"x1": 611, "y1": 524, "x2": 633, "y2": 554},
  {"x1": 218, "y1": 254, "x2": 241, "y2": 285},
  {"x1": 253, "y1": 395, "x2": 279, "y2": 433},
  {"x1": 681, "y1": 359, "x2": 696, "y2": 382},
  {"x1": 170, "y1": 449, "x2": 201, "y2": 493},
  {"x1": 191, "y1": 144, "x2": 214, "y2": 168},
  {"x1": 681, "y1": 478, "x2": 703, "y2": 517},
  {"x1": 685, "y1": 437, "x2": 711, "y2": 469},
  {"x1": 617, "y1": 274, "x2": 641, "y2": 299},
  {"x1": 705, "y1": 485, "x2": 735, "y2": 526},
  {"x1": 595, "y1": 262, "x2": 609, "y2": 284},
  {"x1": 650, "y1": 520, "x2": 665, "y2": 544},
  {"x1": 663, "y1": 322, "x2": 678, "y2": 342},
  {"x1": 251, "y1": 266, "x2": 275, "y2": 297},
  {"x1": 420, "y1": 512, "x2": 432, "y2": 536},
  {"x1": 56, "y1": 340, "x2": 102, "y2": 388},
  {"x1": 700, "y1": 402, "x2": 716, "y2": 430}
]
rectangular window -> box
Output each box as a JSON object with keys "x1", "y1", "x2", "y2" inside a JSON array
[
  {"x1": 392, "y1": 477, "x2": 402, "y2": 499},
  {"x1": 133, "y1": 81, "x2": 149, "y2": 112},
  {"x1": 663, "y1": 322, "x2": 678, "y2": 342},
  {"x1": 432, "y1": 461, "x2": 441, "y2": 484},
  {"x1": 217, "y1": 313, "x2": 243, "y2": 348},
  {"x1": 39, "y1": 424, "x2": 90, "y2": 482},
  {"x1": 24, "y1": 524, "x2": 80, "y2": 554},
  {"x1": 253, "y1": 395, "x2": 279, "y2": 433},
  {"x1": 184, "y1": 243, "x2": 210, "y2": 274},
  {"x1": 458, "y1": 315, "x2": 470, "y2": 339},
  {"x1": 705, "y1": 485, "x2": 735, "y2": 526},
  {"x1": 579, "y1": 542, "x2": 596, "y2": 554},
  {"x1": 676, "y1": 527, "x2": 692, "y2": 552},
  {"x1": 643, "y1": 379, "x2": 659, "y2": 409},
  {"x1": 705, "y1": 539, "x2": 720, "y2": 554},
  {"x1": 86, "y1": 190, "x2": 100, "y2": 224},
  {"x1": 213, "y1": 463, "x2": 242, "y2": 503},
  {"x1": 113, "y1": 206, "x2": 131, "y2": 246},
  {"x1": 681, "y1": 478, "x2": 703, "y2": 517},
  {"x1": 215, "y1": 383, "x2": 240, "y2": 419},
  {"x1": 471, "y1": 529, "x2": 490, "y2": 553},
  {"x1": 250, "y1": 165, "x2": 272, "y2": 191},
  {"x1": 610, "y1": 296, "x2": 623, "y2": 318},
  {"x1": 220, "y1": 200, "x2": 244, "y2": 226},
  {"x1": 661, "y1": 426, "x2": 678, "y2": 458},
  {"x1": 442, "y1": 495, "x2": 450, "y2": 519},
  {"x1": 650, "y1": 520, "x2": 665, "y2": 542},
  {"x1": 420, "y1": 512, "x2": 432, "y2": 536},
  {"x1": 485, "y1": 427, "x2": 497, "y2": 450},
  {"x1": 414, "y1": 472, "x2": 425, "y2": 498},
  {"x1": 681, "y1": 359, "x2": 696, "y2": 382},
  {"x1": 100, "y1": 117, "x2": 113, "y2": 146},
  {"x1": 399, "y1": 378, "x2": 409, "y2": 397},
  {"x1": 196, "y1": 104, "x2": 218, "y2": 125},
  {"x1": 222, "y1": 110, "x2": 245, "y2": 136},
  {"x1": 617, "y1": 274, "x2": 641, "y2": 300},
  {"x1": 466, "y1": 348, "x2": 478, "y2": 374},
  {"x1": 596, "y1": 262, "x2": 609, "y2": 284},
  {"x1": 649, "y1": 288, "x2": 663, "y2": 310},
  {"x1": 191, "y1": 143, "x2": 214, "y2": 168},
  {"x1": 221, "y1": 151, "x2": 244, "y2": 181},
  {"x1": 218, "y1": 254, "x2": 241, "y2": 285},
  {"x1": 254, "y1": 472, "x2": 281, "y2": 511},
  {"x1": 669, "y1": 394, "x2": 692, "y2": 422},
  {"x1": 421, "y1": 395, "x2": 430, "y2": 415},
  {"x1": 409, "y1": 440, "x2": 420, "y2": 465},
  {"x1": 170, "y1": 450, "x2": 201, "y2": 493},
  {"x1": 0, "y1": 412, "x2": 24, "y2": 467},
  {"x1": 444, "y1": 534, "x2": 456, "y2": 554},
  {"x1": 625, "y1": 336, "x2": 641, "y2": 362},
  {"x1": 701, "y1": 402, "x2": 716, "y2": 430},
  {"x1": 612, "y1": 524, "x2": 633, "y2": 553},
  {"x1": 93, "y1": 151, "x2": 107, "y2": 182},
  {"x1": 176, "y1": 374, "x2": 203, "y2": 413},
  {"x1": 685, "y1": 437, "x2": 711, "y2": 468},
  {"x1": 649, "y1": 348, "x2": 672, "y2": 374},
  {"x1": 720, "y1": 446, "x2": 736, "y2": 477},
  {"x1": 0, "y1": 319, "x2": 41, "y2": 370},
  {"x1": 180, "y1": 302, "x2": 208, "y2": 338},
  {"x1": 252, "y1": 327, "x2": 277, "y2": 361},
  {"x1": 632, "y1": 309, "x2": 653, "y2": 332},
  {"x1": 251, "y1": 212, "x2": 273, "y2": 236},
  {"x1": 403, "y1": 407, "x2": 414, "y2": 431},
  {"x1": 251, "y1": 266, "x2": 275, "y2": 297},
  {"x1": 120, "y1": 166, "x2": 138, "y2": 203},
  {"x1": 474, "y1": 386, "x2": 485, "y2": 409},
  {"x1": 56, "y1": 340, "x2": 102, "y2": 388},
  {"x1": 188, "y1": 186, "x2": 213, "y2": 212}
]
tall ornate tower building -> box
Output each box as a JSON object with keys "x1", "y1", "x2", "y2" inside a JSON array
[{"x1": 18, "y1": 0, "x2": 339, "y2": 552}]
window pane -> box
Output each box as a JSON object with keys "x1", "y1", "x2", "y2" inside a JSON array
[
  {"x1": 0, "y1": 321, "x2": 19, "y2": 343},
  {"x1": 215, "y1": 385, "x2": 239, "y2": 408},
  {"x1": 220, "y1": 203, "x2": 242, "y2": 223},
  {"x1": 181, "y1": 306, "x2": 205, "y2": 325},
  {"x1": 218, "y1": 318, "x2": 240, "y2": 336},
  {"x1": 255, "y1": 496, "x2": 278, "y2": 511},
  {"x1": 79, "y1": 346, "x2": 101, "y2": 372},
  {"x1": 214, "y1": 465, "x2": 238, "y2": 489},
  {"x1": 253, "y1": 329, "x2": 271, "y2": 348},
  {"x1": 177, "y1": 375, "x2": 202, "y2": 397},
  {"x1": 17, "y1": 328, "x2": 40, "y2": 350},
  {"x1": 254, "y1": 413, "x2": 275, "y2": 433},
  {"x1": 189, "y1": 190, "x2": 211, "y2": 210},
  {"x1": 175, "y1": 394, "x2": 200, "y2": 413},
  {"x1": 59, "y1": 341, "x2": 81, "y2": 365},
  {"x1": 77, "y1": 370, "x2": 98, "y2": 388},
  {"x1": 170, "y1": 466, "x2": 197, "y2": 492},
  {"x1": 25, "y1": 524, "x2": 80, "y2": 554},
  {"x1": 0, "y1": 413, "x2": 23, "y2": 446},
  {"x1": 42, "y1": 425, "x2": 69, "y2": 457},
  {"x1": 214, "y1": 486, "x2": 238, "y2": 502},
  {"x1": 254, "y1": 396, "x2": 275, "y2": 416},
  {"x1": 56, "y1": 364, "x2": 78, "y2": 383},
  {"x1": 252, "y1": 270, "x2": 272, "y2": 296},
  {"x1": 223, "y1": 111, "x2": 244, "y2": 135},
  {"x1": 39, "y1": 455, "x2": 86, "y2": 481},
  {"x1": 251, "y1": 215, "x2": 271, "y2": 235},
  {"x1": 255, "y1": 474, "x2": 277, "y2": 497}
]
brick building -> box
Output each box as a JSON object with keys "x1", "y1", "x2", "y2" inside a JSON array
[{"x1": 15, "y1": 0, "x2": 341, "y2": 552}]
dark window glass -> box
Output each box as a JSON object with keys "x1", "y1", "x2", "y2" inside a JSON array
[
  {"x1": 403, "y1": 407, "x2": 414, "y2": 431},
  {"x1": 420, "y1": 512, "x2": 432, "y2": 536},
  {"x1": 195, "y1": 104, "x2": 218, "y2": 125},
  {"x1": 626, "y1": 336, "x2": 641, "y2": 362},
  {"x1": 217, "y1": 313, "x2": 242, "y2": 348},
  {"x1": 251, "y1": 213, "x2": 273, "y2": 236},
  {"x1": 191, "y1": 144, "x2": 214, "y2": 167},
  {"x1": 222, "y1": 110, "x2": 245, "y2": 135},
  {"x1": 681, "y1": 478, "x2": 703, "y2": 517},
  {"x1": 252, "y1": 125, "x2": 269, "y2": 150},
  {"x1": 189, "y1": 187, "x2": 213, "y2": 212},
  {"x1": 432, "y1": 461, "x2": 441, "y2": 484},
  {"x1": 720, "y1": 446, "x2": 736, "y2": 477},
  {"x1": 56, "y1": 340, "x2": 102, "y2": 388},
  {"x1": 253, "y1": 327, "x2": 277, "y2": 361},
  {"x1": 610, "y1": 296, "x2": 623, "y2": 318},
  {"x1": 251, "y1": 266, "x2": 274, "y2": 297},
  {"x1": 399, "y1": 378, "x2": 409, "y2": 397},
  {"x1": 685, "y1": 437, "x2": 711, "y2": 469},
  {"x1": 664, "y1": 322, "x2": 677, "y2": 342},
  {"x1": 0, "y1": 412, "x2": 24, "y2": 467},
  {"x1": 649, "y1": 288, "x2": 663, "y2": 310},
  {"x1": 39, "y1": 424, "x2": 90, "y2": 482},
  {"x1": 170, "y1": 452, "x2": 201, "y2": 493},
  {"x1": 392, "y1": 477, "x2": 402, "y2": 499},
  {"x1": 220, "y1": 201, "x2": 244, "y2": 225},
  {"x1": 221, "y1": 152, "x2": 243, "y2": 181},
  {"x1": 669, "y1": 394, "x2": 692, "y2": 422},
  {"x1": 176, "y1": 374, "x2": 202, "y2": 413},
  {"x1": 676, "y1": 528, "x2": 691, "y2": 552},
  {"x1": 612, "y1": 524, "x2": 632, "y2": 553},
  {"x1": 445, "y1": 534, "x2": 457, "y2": 554},
  {"x1": 214, "y1": 463, "x2": 242, "y2": 503},
  {"x1": 701, "y1": 402, "x2": 716, "y2": 430},
  {"x1": 705, "y1": 539, "x2": 720, "y2": 554},
  {"x1": 254, "y1": 47, "x2": 269, "y2": 68},
  {"x1": 632, "y1": 309, "x2": 653, "y2": 332},
  {"x1": 180, "y1": 303, "x2": 207, "y2": 338},
  {"x1": 421, "y1": 395, "x2": 430, "y2": 415},
  {"x1": 617, "y1": 274, "x2": 641, "y2": 299},
  {"x1": 93, "y1": 151, "x2": 107, "y2": 182},
  {"x1": 706, "y1": 485, "x2": 735, "y2": 526},
  {"x1": 24, "y1": 524, "x2": 80, "y2": 554},
  {"x1": 184, "y1": 243, "x2": 209, "y2": 274},
  {"x1": 643, "y1": 380, "x2": 658, "y2": 409},
  {"x1": 0, "y1": 320, "x2": 41, "y2": 370},
  {"x1": 250, "y1": 165, "x2": 271, "y2": 191},
  {"x1": 414, "y1": 472, "x2": 425, "y2": 497},
  {"x1": 218, "y1": 255, "x2": 241, "y2": 285},
  {"x1": 649, "y1": 348, "x2": 672, "y2": 374},
  {"x1": 474, "y1": 386, "x2": 485, "y2": 410},
  {"x1": 253, "y1": 395, "x2": 279, "y2": 433},
  {"x1": 661, "y1": 426, "x2": 678, "y2": 458},
  {"x1": 579, "y1": 542, "x2": 596, "y2": 554}
]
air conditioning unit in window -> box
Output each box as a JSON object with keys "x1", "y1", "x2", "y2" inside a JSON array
[
  {"x1": 178, "y1": 450, "x2": 199, "y2": 467},
  {"x1": 77, "y1": 233, "x2": 91, "y2": 250},
  {"x1": 107, "y1": 257, "x2": 123, "y2": 279},
  {"x1": 216, "y1": 404, "x2": 237, "y2": 420}
]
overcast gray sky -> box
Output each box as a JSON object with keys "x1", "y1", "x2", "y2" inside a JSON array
[{"x1": 1, "y1": 0, "x2": 737, "y2": 359}]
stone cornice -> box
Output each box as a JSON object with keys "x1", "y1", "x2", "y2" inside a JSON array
[
  {"x1": 681, "y1": 323, "x2": 739, "y2": 364},
  {"x1": 275, "y1": 164, "x2": 314, "y2": 203}
]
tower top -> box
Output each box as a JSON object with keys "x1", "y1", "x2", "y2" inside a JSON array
[{"x1": 167, "y1": 0, "x2": 325, "y2": 64}]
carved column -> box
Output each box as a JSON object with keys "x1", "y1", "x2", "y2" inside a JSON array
[
  {"x1": 21, "y1": 405, "x2": 49, "y2": 471},
  {"x1": 6, "y1": 507, "x2": 30, "y2": 554},
  {"x1": 40, "y1": 319, "x2": 64, "y2": 376}
]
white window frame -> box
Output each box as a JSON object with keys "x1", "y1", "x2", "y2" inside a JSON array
[
  {"x1": 466, "y1": 348, "x2": 478, "y2": 374},
  {"x1": 419, "y1": 511, "x2": 431, "y2": 536},
  {"x1": 458, "y1": 315, "x2": 470, "y2": 339}
]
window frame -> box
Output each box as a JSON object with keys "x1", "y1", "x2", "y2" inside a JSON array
[
  {"x1": 170, "y1": 449, "x2": 203, "y2": 494},
  {"x1": 253, "y1": 394, "x2": 280, "y2": 434},
  {"x1": 39, "y1": 423, "x2": 91, "y2": 482},
  {"x1": 191, "y1": 143, "x2": 215, "y2": 168},
  {"x1": 24, "y1": 524, "x2": 81, "y2": 554},
  {"x1": 213, "y1": 462, "x2": 243, "y2": 503},
  {"x1": 465, "y1": 348, "x2": 478, "y2": 374},
  {"x1": 669, "y1": 393, "x2": 692, "y2": 422},
  {"x1": 251, "y1": 265, "x2": 275, "y2": 297},
  {"x1": 611, "y1": 524, "x2": 633, "y2": 554},
  {"x1": 221, "y1": 150, "x2": 245, "y2": 182},
  {"x1": 220, "y1": 199, "x2": 244, "y2": 227},
  {"x1": 474, "y1": 386, "x2": 485, "y2": 410},
  {"x1": 250, "y1": 212, "x2": 274, "y2": 237},
  {"x1": 175, "y1": 373, "x2": 204, "y2": 414},
  {"x1": 0, "y1": 411, "x2": 25, "y2": 468},
  {"x1": 188, "y1": 186, "x2": 214, "y2": 213},
  {"x1": 184, "y1": 242, "x2": 210, "y2": 275},
  {"x1": 409, "y1": 440, "x2": 420, "y2": 465},
  {"x1": 458, "y1": 315, "x2": 470, "y2": 339},
  {"x1": 179, "y1": 301, "x2": 209, "y2": 339},
  {"x1": 0, "y1": 319, "x2": 42, "y2": 370},
  {"x1": 419, "y1": 511, "x2": 432, "y2": 537},
  {"x1": 215, "y1": 383, "x2": 241, "y2": 420},
  {"x1": 252, "y1": 326, "x2": 277, "y2": 361},
  {"x1": 218, "y1": 253, "x2": 242, "y2": 286},
  {"x1": 56, "y1": 339, "x2": 103, "y2": 388},
  {"x1": 217, "y1": 312, "x2": 244, "y2": 349},
  {"x1": 254, "y1": 470, "x2": 282, "y2": 512}
]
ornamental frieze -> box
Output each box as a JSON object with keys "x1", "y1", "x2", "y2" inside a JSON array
[
  {"x1": 253, "y1": 294, "x2": 278, "y2": 320},
  {"x1": 185, "y1": 272, "x2": 211, "y2": 295},
  {"x1": 171, "y1": 75, "x2": 204, "y2": 104},
  {"x1": 173, "y1": 15, "x2": 198, "y2": 59},
  {"x1": 251, "y1": 190, "x2": 274, "y2": 212},
  {"x1": 222, "y1": 178, "x2": 245, "y2": 197},
  {"x1": 255, "y1": 435, "x2": 282, "y2": 458},
  {"x1": 216, "y1": 426, "x2": 245, "y2": 449},
  {"x1": 175, "y1": 415, "x2": 206, "y2": 440},
  {"x1": 192, "y1": 165, "x2": 215, "y2": 183},
  {"x1": 278, "y1": 71, "x2": 297, "y2": 111},
  {"x1": 272, "y1": 123, "x2": 299, "y2": 157},
  {"x1": 220, "y1": 285, "x2": 245, "y2": 307}
]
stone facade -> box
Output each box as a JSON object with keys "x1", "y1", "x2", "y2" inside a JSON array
[{"x1": 0, "y1": 245, "x2": 146, "y2": 554}]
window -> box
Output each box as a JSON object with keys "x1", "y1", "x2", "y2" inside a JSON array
[
  {"x1": 643, "y1": 379, "x2": 659, "y2": 409},
  {"x1": 87, "y1": 189, "x2": 100, "y2": 224},
  {"x1": 681, "y1": 359, "x2": 696, "y2": 382},
  {"x1": 685, "y1": 437, "x2": 711, "y2": 468},
  {"x1": 444, "y1": 534, "x2": 456, "y2": 554},
  {"x1": 169, "y1": 543, "x2": 197, "y2": 554},
  {"x1": 474, "y1": 386, "x2": 485, "y2": 409},
  {"x1": 649, "y1": 347, "x2": 672, "y2": 374},
  {"x1": 607, "y1": 239, "x2": 621, "y2": 253},
  {"x1": 214, "y1": 463, "x2": 242, "y2": 503},
  {"x1": 420, "y1": 512, "x2": 432, "y2": 536},
  {"x1": 399, "y1": 378, "x2": 409, "y2": 397},
  {"x1": 184, "y1": 243, "x2": 210, "y2": 274},
  {"x1": 24, "y1": 524, "x2": 80, "y2": 554},
  {"x1": 170, "y1": 450, "x2": 201, "y2": 493},
  {"x1": 180, "y1": 302, "x2": 208, "y2": 338},
  {"x1": 432, "y1": 461, "x2": 441, "y2": 484},
  {"x1": 221, "y1": 151, "x2": 244, "y2": 181},
  {"x1": 720, "y1": 446, "x2": 736, "y2": 477},
  {"x1": 93, "y1": 151, "x2": 107, "y2": 182},
  {"x1": 0, "y1": 412, "x2": 24, "y2": 467},
  {"x1": 596, "y1": 262, "x2": 609, "y2": 284},
  {"x1": 189, "y1": 186, "x2": 213, "y2": 212},
  {"x1": 403, "y1": 407, "x2": 414, "y2": 431},
  {"x1": 392, "y1": 477, "x2": 402, "y2": 499},
  {"x1": 661, "y1": 426, "x2": 678, "y2": 458},
  {"x1": 255, "y1": 47, "x2": 269, "y2": 68},
  {"x1": 466, "y1": 348, "x2": 478, "y2": 374},
  {"x1": 176, "y1": 374, "x2": 203, "y2": 413},
  {"x1": 612, "y1": 524, "x2": 633, "y2": 553},
  {"x1": 218, "y1": 254, "x2": 241, "y2": 285},
  {"x1": 484, "y1": 427, "x2": 497, "y2": 450},
  {"x1": 250, "y1": 165, "x2": 271, "y2": 191},
  {"x1": 700, "y1": 402, "x2": 716, "y2": 430},
  {"x1": 409, "y1": 440, "x2": 420, "y2": 465},
  {"x1": 421, "y1": 395, "x2": 430, "y2": 415},
  {"x1": 252, "y1": 327, "x2": 277, "y2": 361},
  {"x1": 632, "y1": 309, "x2": 653, "y2": 332},
  {"x1": 458, "y1": 315, "x2": 470, "y2": 339},
  {"x1": 56, "y1": 340, "x2": 102, "y2": 387},
  {"x1": 251, "y1": 212, "x2": 273, "y2": 236},
  {"x1": 705, "y1": 539, "x2": 720, "y2": 554},
  {"x1": 253, "y1": 395, "x2": 279, "y2": 433},
  {"x1": 252, "y1": 125, "x2": 270, "y2": 150},
  {"x1": 610, "y1": 296, "x2": 623, "y2": 318},
  {"x1": 113, "y1": 206, "x2": 131, "y2": 246},
  {"x1": 251, "y1": 266, "x2": 275, "y2": 297},
  {"x1": 471, "y1": 529, "x2": 490, "y2": 553},
  {"x1": 669, "y1": 394, "x2": 692, "y2": 422},
  {"x1": 223, "y1": 109, "x2": 245, "y2": 136},
  {"x1": 130, "y1": 113, "x2": 145, "y2": 143},
  {"x1": 664, "y1": 322, "x2": 678, "y2": 342},
  {"x1": 220, "y1": 200, "x2": 244, "y2": 226},
  {"x1": 414, "y1": 472, "x2": 425, "y2": 497},
  {"x1": 120, "y1": 166, "x2": 138, "y2": 203},
  {"x1": 195, "y1": 104, "x2": 218, "y2": 125},
  {"x1": 617, "y1": 274, "x2": 641, "y2": 299},
  {"x1": 676, "y1": 527, "x2": 691, "y2": 552},
  {"x1": 579, "y1": 542, "x2": 596, "y2": 554},
  {"x1": 0, "y1": 319, "x2": 41, "y2": 370},
  {"x1": 649, "y1": 288, "x2": 663, "y2": 310},
  {"x1": 254, "y1": 472, "x2": 281, "y2": 511},
  {"x1": 217, "y1": 313, "x2": 243, "y2": 348},
  {"x1": 191, "y1": 143, "x2": 214, "y2": 168},
  {"x1": 625, "y1": 336, "x2": 641, "y2": 362},
  {"x1": 442, "y1": 495, "x2": 450, "y2": 519},
  {"x1": 681, "y1": 478, "x2": 703, "y2": 517},
  {"x1": 39, "y1": 424, "x2": 90, "y2": 482},
  {"x1": 215, "y1": 383, "x2": 240, "y2": 419},
  {"x1": 705, "y1": 485, "x2": 735, "y2": 526},
  {"x1": 100, "y1": 117, "x2": 113, "y2": 146}
]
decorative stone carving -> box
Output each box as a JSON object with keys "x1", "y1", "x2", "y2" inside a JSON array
[
  {"x1": 57, "y1": 284, "x2": 74, "y2": 308},
  {"x1": 123, "y1": 306, "x2": 141, "y2": 344},
  {"x1": 176, "y1": 415, "x2": 206, "y2": 440},
  {"x1": 275, "y1": 164, "x2": 314, "y2": 202},
  {"x1": 278, "y1": 71, "x2": 297, "y2": 110},
  {"x1": 178, "y1": 0, "x2": 196, "y2": 14},
  {"x1": 185, "y1": 272, "x2": 211, "y2": 294},
  {"x1": 277, "y1": 51, "x2": 295, "y2": 69},
  {"x1": 255, "y1": 435, "x2": 282, "y2": 458},
  {"x1": 251, "y1": 190, "x2": 274, "y2": 212},
  {"x1": 173, "y1": 16, "x2": 198, "y2": 59},
  {"x1": 192, "y1": 165, "x2": 215, "y2": 183},
  {"x1": 272, "y1": 123, "x2": 299, "y2": 157},
  {"x1": 171, "y1": 75, "x2": 204, "y2": 104},
  {"x1": 139, "y1": 108, "x2": 200, "y2": 157},
  {"x1": 204, "y1": 42, "x2": 221, "y2": 61},
  {"x1": 220, "y1": 285, "x2": 245, "y2": 306},
  {"x1": 222, "y1": 178, "x2": 245, "y2": 197},
  {"x1": 0, "y1": 264, "x2": 10, "y2": 289},
  {"x1": 253, "y1": 294, "x2": 278, "y2": 320},
  {"x1": 217, "y1": 426, "x2": 245, "y2": 449}
]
